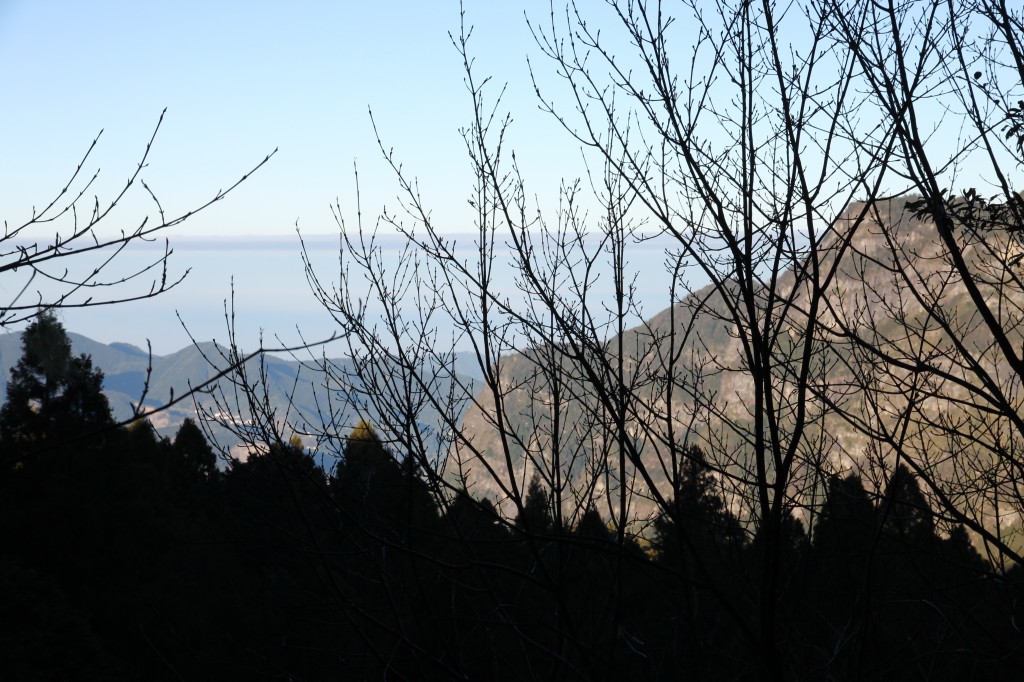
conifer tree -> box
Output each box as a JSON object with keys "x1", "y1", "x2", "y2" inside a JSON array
[
  {"x1": 517, "y1": 473, "x2": 554, "y2": 535},
  {"x1": 0, "y1": 312, "x2": 113, "y2": 462},
  {"x1": 654, "y1": 444, "x2": 743, "y2": 563},
  {"x1": 879, "y1": 464, "x2": 935, "y2": 546},
  {"x1": 172, "y1": 417, "x2": 217, "y2": 481},
  {"x1": 812, "y1": 473, "x2": 875, "y2": 561}
]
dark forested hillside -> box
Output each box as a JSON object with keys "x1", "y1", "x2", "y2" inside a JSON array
[
  {"x1": 1, "y1": 314, "x2": 1022, "y2": 679},
  {"x1": 7, "y1": 0, "x2": 1024, "y2": 678}
]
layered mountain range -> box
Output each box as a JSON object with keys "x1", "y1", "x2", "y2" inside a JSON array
[{"x1": 0, "y1": 332, "x2": 483, "y2": 456}]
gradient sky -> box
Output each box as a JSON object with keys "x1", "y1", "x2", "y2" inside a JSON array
[
  {"x1": 0, "y1": 1, "x2": 1000, "y2": 356},
  {"x1": 0, "y1": 1, "x2": 608, "y2": 352},
  {"x1": 0, "y1": 0, "x2": 588, "y2": 239}
]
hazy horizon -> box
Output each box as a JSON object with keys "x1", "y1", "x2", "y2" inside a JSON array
[{"x1": 2, "y1": 231, "x2": 696, "y2": 357}]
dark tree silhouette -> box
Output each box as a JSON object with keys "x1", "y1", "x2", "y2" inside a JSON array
[
  {"x1": 172, "y1": 416, "x2": 217, "y2": 481},
  {"x1": 517, "y1": 473, "x2": 555, "y2": 535},
  {"x1": 654, "y1": 445, "x2": 744, "y2": 564},
  {"x1": 0, "y1": 312, "x2": 113, "y2": 458},
  {"x1": 813, "y1": 473, "x2": 876, "y2": 564}
]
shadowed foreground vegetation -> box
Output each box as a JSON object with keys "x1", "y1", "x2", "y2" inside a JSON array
[
  {"x1": 2, "y1": 314, "x2": 1023, "y2": 680},
  {"x1": 7, "y1": 0, "x2": 1024, "y2": 678}
]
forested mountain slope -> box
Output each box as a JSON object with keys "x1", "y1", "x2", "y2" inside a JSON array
[{"x1": 455, "y1": 197, "x2": 1024, "y2": 549}]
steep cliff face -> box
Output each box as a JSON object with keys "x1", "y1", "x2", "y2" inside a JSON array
[{"x1": 453, "y1": 197, "x2": 1024, "y2": 537}]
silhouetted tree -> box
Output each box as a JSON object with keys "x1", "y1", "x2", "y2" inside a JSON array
[
  {"x1": 647, "y1": 445, "x2": 747, "y2": 676},
  {"x1": 879, "y1": 463, "x2": 936, "y2": 547},
  {"x1": 331, "y1": 419, "x2": 405, "y2": 535},
  {"x1": 517, "y1": 473, "x2": 554, "y2": 535},
  {"x1": 0, "y1": 312, "x2": 113, "y2": 459},
  {"x1": 812, "y1": 472, "x2": 876, "y2": 566},
  {"x1": 654, "y1": 445, "x2": 744, "y2": 566},
  {"x1": 172, "y1": 417, "x2": 217, "y2": 482},
  {"x1": 574, "y1": 505, "x2": 612, "y2": 542}
]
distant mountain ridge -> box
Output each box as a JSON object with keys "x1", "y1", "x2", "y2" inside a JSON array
[{"x1": 0, "y1": 331, "x2": 483, "y2": 451}]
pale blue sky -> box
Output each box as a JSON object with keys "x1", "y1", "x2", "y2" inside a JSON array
[
  {"x1": 0, "y1": 1, "x2": 1004, "y2": 355},
  {"x1": 0, "y1": 0, "x2": 584, "y2": 239},
  {"x1": 0, "y1": 1, "x2": 605, "y2": 352}
]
